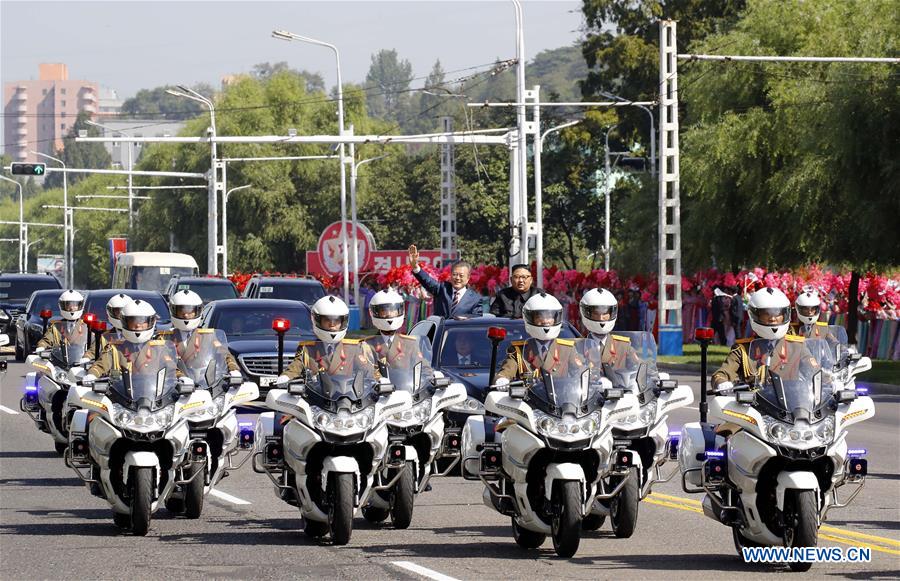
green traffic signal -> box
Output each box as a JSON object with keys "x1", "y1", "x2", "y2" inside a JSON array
[{"x1": 10, "y1": 162, "x2": 47, "y2": 176}]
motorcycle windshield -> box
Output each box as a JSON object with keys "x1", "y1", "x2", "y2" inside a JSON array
[
  {"x1": 382, "y1": 336, "x2": 434, "y2": 397},
  {"x1": 755, "y1": 339, "x2": 831, "y2": 420},
  {"x1": 177, "y1": 329, "x2": 229, "y2": 390},
  {"x1": 308, "y1": 369, "x2": 378, "y2": 410},
  {"x1": 600, "y1": 332, "x2": 658, "y2": 396},
  {"x1": 109, "y1": 342, "x2": 178, "y2": 411},
  {"x1": 529, "y1": 363, "x2": 599, "y2": 417}
]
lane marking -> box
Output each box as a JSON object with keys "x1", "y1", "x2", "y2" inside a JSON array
[
  {"x1": 209, "y1": 488, "x2": 251, "y2": 505},
  {"x1": 392, "y1": 561, "x2": 460, "y2": 581},
  {"x1": 0, "y1": 405, "x2": 20, "y2": 415},
  {"x1": 645, "y1": 492, "x2": 900, "y2": 554}
]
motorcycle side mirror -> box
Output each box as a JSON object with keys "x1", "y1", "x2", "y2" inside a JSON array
[
  {"x1": 91, "y1": 380, "x2": 109, "y2": 395},
  {"x1": 509, "y1": 384, "x2": 527, "y2": 399},
  {"x1": 656, "y1": 379, "x2": 677, "y2": 392},
  {"x1": 287, "y1": 380, "x2": 305, "y2": 396},
  {"x1": 735, "y1": 391, "x2": 755, "y2": 405},
  {"x1": 836, "y1": 389, "x2": 857, "y2": 404},
  {"x1": 176, "y1": 377, "x2": 196, "y2": 396},
  {"x1": 40, "y1": 351, "x2": 52, "y2": 360},
  {"x1": 432, "y1": 377, "x2": 450, "y2": 388}
]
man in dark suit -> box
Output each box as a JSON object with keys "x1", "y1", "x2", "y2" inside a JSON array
[
  {"x1": 490, "y1": 264, "x2": 543, "y2": 319},
  {"x1": 408, "y1": 244, "x2": 483, "y2": 318}
]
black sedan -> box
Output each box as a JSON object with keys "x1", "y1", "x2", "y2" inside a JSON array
[
  {"x1": 13, "y1": 288, "x2": 65, "y2": 361},
  {"x1": 163, "y1": 275, "x2": 239, "y2": 302},
  {"x1": 409, "y1": 315, "x2": 580, "y2": 420},
  {"x1": 199, "y1": 298, "x2": 316, "y2": 397},
  {"x1": 83, "y1": 289, "x2": 173, "y2": 331}
]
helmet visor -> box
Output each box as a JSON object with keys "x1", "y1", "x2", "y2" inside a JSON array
[
  {"x1": 314, "y1": 314, "x2": 348, "y2": 332},
  {"x1": 524, "y1": 308, "x2": 562, "y2": 328},
  {"x1": 171, "y1": 304, "x2": 201, "y2": 320},
  {"x1": 60, "y1": 300, "x2": 83, "y2": 312},
  {"x1": 797, "y1": 305, "x2": 820, "y2": 318},
  {"x1": 750, "y1": 306, "x2": 790, "y2": 326},
  {"x1": 580, "y1": 303, "x2": 617, "y2": 322},
  {"x1": 123, "y1": 314, "x2": 157, "y2": 332},
  {"x1": 371, "y1": 302, "x2": 404, "y2": 319},
  {"x1": 107, "y1": 304, "x2": 124, "y2": 321}
]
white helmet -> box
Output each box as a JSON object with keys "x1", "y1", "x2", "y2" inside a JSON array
[
  {"x1": 106, "y1": 293, "x2": 133, "y2": 330},
  {"x1": 311, "y1": 295, "x2": 349, "y2": 344},
  {"x1": 369, "y1": 289, "x2": 405, "y2": 333},
  {"x1": 121, "y1": 299, "x2": 158, "y2": 344},
  {"x1": 748, "y1": 287, "x2": 791, "y2": 340},
  {"x1": 522, "y1": 293, "x2": 564, "y2": 341},
  {"x1": 58, "y1": 289, "x2": 85, "y2": 321},
  {"x1": 169, "y1": 289, "x2": 204, "y2": 332},
  {"x1": 580, "y1": 288, "x2": 618, "y2": 335},
  {"x1": 795, "y1": 287, "x2": 821, "y2": 326}
]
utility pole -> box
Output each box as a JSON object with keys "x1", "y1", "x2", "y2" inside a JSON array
[{"x1": 440, "y1": 116, "x2": 458, "y2": 265}]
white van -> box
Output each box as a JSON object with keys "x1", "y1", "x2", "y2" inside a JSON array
[{"x1": 112, "y1": 252, "x2": 199, "y2": 292}]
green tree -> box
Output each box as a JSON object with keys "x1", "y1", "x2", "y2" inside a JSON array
[
  {"x1": 250, "y1": 61, "x2": 325, "y2": 93},
  {"x1": 120, "y1": 84, "x2": 214, "y2": 119},
  {"x1": 365, "y1": 49, "x2": 414, "y2": 123}
]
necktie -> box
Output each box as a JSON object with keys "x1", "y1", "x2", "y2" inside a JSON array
[
  {"x1": 452, "y1": 290, "x2": 461, "y2": 309},
  {"x1": 539, "y1": 343, "x2": 548, "y2": 361},
  {"x1": 460, "y1": 355, "x2": 470, "y2": 365},
  {"x1": 326, "y1": 344, "x2": 335, "y2": 359}
]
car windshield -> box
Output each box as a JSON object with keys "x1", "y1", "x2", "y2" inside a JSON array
[
  {"x1": 753, "y1": 338, "x2": 833, "y2": 421},
  {"x1": 212, "y1": 306, "x2": 313, "y2": 338},
  {"x1": 85, "y1": 293, "x2": 171, "y2": 325},
  {"x1": 109, "y1": 342, "x2": 178, "y2": 411},
  {"x1": 438, "y1": 323, "x2": 577, "y2": 369},
  {"x1": 51, "y1": 324, "x2": 89, "y2": 368},
  {"x1": 529, "y1": 365, "x2": 601, "y2": 418},
  {"x1": 172, "y1": 281, "x2": 238, "y2": 302},
  {"x1": 176, "y1": 329, "x2": 230, "y2": 390},
  {"x1": 0, "y1": 279, "x2": 60, "y2": 301},
  {"x1": 28, "y1": 292, "x2": 63, "y2": 316},
  {"x1": 256, "y1": 282, "x2": 325, "y2": 304},
  {"x1": 130, "y1": 266, "x2": 196, "y2": 292}
]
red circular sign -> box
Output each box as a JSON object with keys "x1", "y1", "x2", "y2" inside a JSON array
[{"x1": 317, "y1": 221, "x2": 376, "y2": 275}]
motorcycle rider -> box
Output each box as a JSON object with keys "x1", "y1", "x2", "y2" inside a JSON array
[
  {"x1": 496, "y1": 293, "x2": 583, "y2": 385},
  {"x1": 576, "y1": 288, "x2": 642, "y2": 374},
  {"x1": 165, "y1": 289, "x2": 241, "y2": 379},
  {"x1": 35, "y1": 290, "x2": 92, "y2": 356},
  {"x1": 102, "y1": 293, "x2": 133, "y2": 343},
  {"x1": 791, "y1": 286, "x2": 834, "y2": 340},
  {"x1": 364, "y1": 289, "x2": 432, "y2": 381},
  {"x1": 275, "y1": 295, "x2": 380, "y2": 384},
  {"x1": 712, "y1": 287, "x2": 819, "y2": 392}
]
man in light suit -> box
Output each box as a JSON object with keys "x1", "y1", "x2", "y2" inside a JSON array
[{"x1": 408, "y1": 244, "x2": 483, "y2": 318}]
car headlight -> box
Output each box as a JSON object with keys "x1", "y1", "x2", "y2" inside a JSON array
[
  {"x1": 533, "y1": 410, "x2": 601, "y2": 438},
  {"x1": 448, "y1": 396, "x2": 485, "y2": 414}
]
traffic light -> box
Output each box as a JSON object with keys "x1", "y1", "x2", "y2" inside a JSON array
[{"x1": 10, "y1": 163, "x2": 46, "y2": 176}]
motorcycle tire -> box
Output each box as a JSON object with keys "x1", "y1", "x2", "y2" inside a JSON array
[
  {"x1": 130, "y1": 467, "x2": 154, "y2": 536},
  {"x1": 329, "y1": 473, "x2": 354, "y2": 546},
  {"x1": 391, "y1": 463, "x2": 415, "y2": 530},
  {"x1": 183, "y1": 463, "x2": 206, "y2": 519},
  {"x1": 112, "y1": 511, "x2": 131, "y2": 529},
  {"x1": 732, "y1": 525, "x2": 764, "y2": 556},
  {"x1": 610, "y1": 467, "x2": 639, "y2": 538},
  {"x1": 15, "y1": 340, "x2": 25, "y2": 362},
  {"x1": 165, "y1": 497, "x2": 185, "y2": 514},
  {"x1": 303, "y1": 517, "x2": 329, "y2": 539},
  {"x1": 54, "y1": 441, "x2": 67, "y2": 456},
  {"x1": 362, "y1": 505, "x2": 389, "y2": 523},
  {"x1": 512, "y1": 518, "x2": 546, "y2": 549},
  {"x1": 787, "y1": 490, "x2": 817, "y2": 572},
  {"x1": 551, "y1": 480, "x2": 583, "y2": 558},
  {"x1": 582, "y1": 513, "x2": 606, "y2": 531}
]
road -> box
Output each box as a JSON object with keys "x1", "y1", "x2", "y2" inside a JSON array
[{"x1": 1, "y1": 363, "x2": 897, "y2": 579}]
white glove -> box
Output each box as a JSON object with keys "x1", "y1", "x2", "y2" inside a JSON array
[
  {"x1": 494, "y1": 377, "x2": 510, "y2": 387},
  {"x1": 230, "y1": 370, "x2": 242, "y2": 378},
  {"x1": 82, "y1": 374, "x2": 97, "y2": 384},
  {"x1": 275, "y1": 374, "x2": 290, "y2": 387},
  {"x1": 716, "y1": 381, "x2": 734, "y2": 393}
]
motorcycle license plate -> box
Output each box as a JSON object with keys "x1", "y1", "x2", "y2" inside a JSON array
[{"x1": 259, "y1": 376, "x2": 278, "y2": 387}]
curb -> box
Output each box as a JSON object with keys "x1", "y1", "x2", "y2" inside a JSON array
[{"x1": 657, "y1": 363, "x2": 900, "y2": 396}]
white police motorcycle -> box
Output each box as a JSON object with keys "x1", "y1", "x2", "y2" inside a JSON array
[
  {"x1": 587, "y1": 331, "x2": 693, "y2": 536},
  {"x1": 169, "y1": 329, "x2": 258, "y2": 518},
  {"x1": 65, "y1": 341, "x2": 211, "y2": 535},
  {"x1": 362, "y1": 338, "x2": 467, "y2": 528},
  {"x1": 679, "y1": 335, "x2": 874, "y2": 571},
  {"x1": 462, "y1": 358, "x2": 639, "y2": 558},
  {"x1": 255, "y1": 368, "x2": 412, "y2": 545}
]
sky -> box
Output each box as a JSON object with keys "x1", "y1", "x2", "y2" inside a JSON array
[{"x1": 1, "y1": 0, "x2": 584, "y2": 98}]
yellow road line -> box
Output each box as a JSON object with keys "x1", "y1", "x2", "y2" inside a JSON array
[{"x1": 645, "y1": 493, "x2": 900, "y2": 554}]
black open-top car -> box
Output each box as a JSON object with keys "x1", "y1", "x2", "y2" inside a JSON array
[{"x1": 13, "y1": 288, "x2": 65, "y2": 361}]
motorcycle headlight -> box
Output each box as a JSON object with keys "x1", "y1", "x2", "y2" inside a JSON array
[
  {"x1": 55, "y1": 369, "x2": 69, "y2": 383},
  {"x1": 815, "y1": 416, "x2": 835, "y2": 443},
  {"x1": 763, "y1": 416, "x2": 832, "y2": 449},
  {"x1": 449, "y1": 396, "x2": 485, "y2": 414},
  {"x1": 212, "y1": 394, "x2": 226, "y2": 415},
  {"x1": 534, "y1": 410, "x2": 600, "y2": 438},
  {"x1": 113, "y1": 404, "x2": 133, "y2": 426},
  {"x1": 638, "y1": 401, "x2": 657, "y2": 425},
  {"x1": 767, "y1": 421, "x2": 788, "y2": 441},
  {"x1": 412, "y1": 399, "x2": 432, "y2": 422},
  {"x1": 314, "y1": 411, "x2": 332, "y2": 429}
]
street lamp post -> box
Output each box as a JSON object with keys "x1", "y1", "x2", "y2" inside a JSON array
[
  {"x1": 165, "y1": 86, "x2": 218, "y2": 275},
  {"x1": 603, "y1": 124, "x2": 618, "y2": 271},
  {"x1": 349, "y1": 140, "x2": 388, "y2": 309},
  {"x1": 25, "y1": 230, "x2": 43, "y2": 272},
  {"x1": 511, "y1": 0, "x2": 528, "y2": 266},
  {"x1": 533, "y1": 118, "x2": 580, "y2": 288},
  {"x1": 0, "y1": 174, "x2": 24, "y2": 272},
  {"x1": 273, "y1": 29, "x2": 350, "y2": 305},
  {"x1": 599, "y1": 90, "x2": 656, "y2": 176},
  {"x1": 222, "y1": 184, "x2": 250, "y2": 277},
  {"x1": 31, "y1": 151, "x2": 69, "y2": 286},
  {"x1": 87, "y1": 120, "x2": 136, "y2": 228}
]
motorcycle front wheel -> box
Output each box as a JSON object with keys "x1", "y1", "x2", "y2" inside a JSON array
[
  {"x1": 610, "y1": 467, "x2": 639, "y2": 538},
  {"x1": 551, "y1": 481, "x2": 583, "y2": 558},
  {"x1": 786, "y1": 490, "x2": 818, "y2": 572},
  {"x1": 130, "y1": 467, "x2": 154, "y2": 536},
  {"x1": 183, "y1": 462, "x2": 206, "y2": 519},
  {"x1": 329, "y1": 473, "x2": 354, "y2": 545},
  {"x1": 391, "y1": 463, "x2": 415, "y2": 529}
]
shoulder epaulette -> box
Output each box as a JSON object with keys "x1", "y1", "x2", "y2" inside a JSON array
[
  {"x1": 196, "y1": 328, "x2": 215, "y2": 334},
  {"x1": 148, "y1": 339, "x2": 165, "y2": 346},
  {"x1": 556, "y1": 338, "x2": 576, "y2": 347},
  {"x1": 785, "y1": 334, "x2": 805, "y2": 343},
  {"x1": 298, "y1": 341, "x2": 316, "y2": 347},
  {"x1": 815, "y1": 321, "x2": 827, "y2": 327},
  {"x1": 156, "y1": 330, "x2": 173, "y2": 336},
  {"x1": 735, "y1": 338, "x2": 753, "y2": 344},
  {"x1": 611, "y1": 334, "x2": 631, "y2": 343},
  {"x1": 398, "y1": 334, "x2": 414, "y2": 339},
  {"x1": 341, "y1": 338, "x2": 363, "y2": 345},
  {"x1": 511, "y1": 340, "x2": 526, "y2": 347}
]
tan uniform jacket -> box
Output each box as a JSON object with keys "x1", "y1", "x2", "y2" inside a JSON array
[
  {"x1": 366, "y1": 334, "x2": 433, "y2": 384},
  {"x1": 497, "y1": 338, "x2": 585, "y2": 381},
  {"x1": 711, "y1": 335, "x2": 818, "y2": 389},
  {"x1": 87, "y1": 338, "x2": 181, "y2": 378},
  {"x1": 283, "y1": 339, "x2": 381, "y2": 381},
  {"x1": 160, "y1": 329, "x2": 240, "y2": 373}
]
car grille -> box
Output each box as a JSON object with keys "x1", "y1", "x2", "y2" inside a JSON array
[{"x1": 239, "y1": 355, "x2": 291, "y2": 376}]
